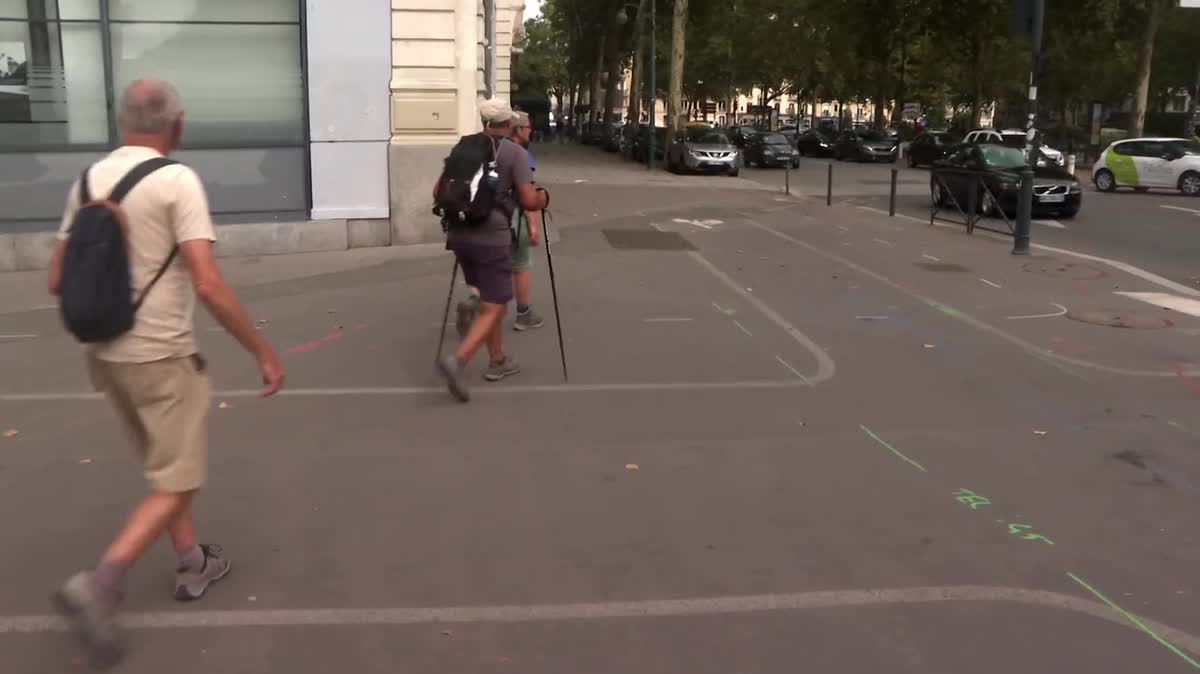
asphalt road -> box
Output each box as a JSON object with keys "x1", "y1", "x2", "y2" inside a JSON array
[
  {"x1": 740, "y1": 155, "x2": 1200, "y2": 288},
  {"x1": 2, "y1": 150, "x2": 1200, "y2": 672}
]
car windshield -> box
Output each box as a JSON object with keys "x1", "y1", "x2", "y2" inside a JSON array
[
  {"x1": 857, "y1": 130, "x2": 886, "y2": 141},
  {"x1": 688, "y1": 130, "x2": 730, "y2": 145},
  {"x1": 978, "y1": 145, "x2": 1027, "y2": 168},
  {"x1": 762, "y1": 134, "x2": 788, "y2": 144}
]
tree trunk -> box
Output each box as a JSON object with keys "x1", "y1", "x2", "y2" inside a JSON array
[
  {"x1": 970, "y1": 39, "x2": 984, "y2": 128},
  {"x1": 591, "y1": 34, "x2": 606, "y2": 123},
  {"x1": 666, "y1": 0, "x2": 689, "y2": 144},
  {"x1": 1129, "y1": 0, "x2": 1165, "y2": 137},
  {"x1": 568, "y1": 81, "x2": 579, "y2": 134},
  {"x1": 628, "y1": 0, "x2": 648, "y2": 124},
  {"x1": 603, "y1": 5, "x2": 624, "y2": 125}
]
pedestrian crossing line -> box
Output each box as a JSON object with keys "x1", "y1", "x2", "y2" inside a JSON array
[{"x1": 1116, "y1": 292, "x2": 1200, "y2": 318}]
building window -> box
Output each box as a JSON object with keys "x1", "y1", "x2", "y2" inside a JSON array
[{"x1": 0, "y1": 0, "x2": 303, "y2": 150}]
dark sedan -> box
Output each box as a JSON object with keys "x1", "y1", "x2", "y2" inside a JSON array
[
  {"x1": 931, "y1": 144, "x2": 1082, "y2": 219},
  {"x1": 743, "y1": 133, "x2": 799, "y2": 168},
  {"x1": 796, "y1": 129, "x2": 836, "y2": 157},
  {"x1": 834, "y1": 129, "x2": 898, "y2": 162},
  {"x1": 906, "y1": 131, "x2": 959, "y2": 168}
]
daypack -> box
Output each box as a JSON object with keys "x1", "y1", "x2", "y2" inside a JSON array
[
  {"x1": 433, "y1": 133, "x2": 502, "y2": 230},
  {"x1": 59, "y1": 157, "x2": 178, "y2": 343}
]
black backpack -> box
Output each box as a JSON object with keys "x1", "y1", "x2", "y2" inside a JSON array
[
  {"x1": 59, "y1": 157, "x2": 178, "y2": 343},
  {"x1": 433, "y1": 133, "x2": 501, "y2": 230}
]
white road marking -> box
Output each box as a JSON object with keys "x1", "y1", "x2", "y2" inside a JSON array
[
  {"x1": 1033, "y1": 219, "x2": 1067, "y2": 229},
  {"x1": 643, "y1": 317, "x2": 695, "y2": 323},
  {"x1": 979, "y1": 278, "x2": 1003, "y2": 289},
  {"x1": 732, "y1": 319, "x2": 754, "y2": 337},
  {"x1": 3, "y1": 585, "x2": 1200, "y2": 660},
  {"x1": 1006, "y1": 303, "x2": 1069, "y2": 320},
  {"x1": 0, "y1": 380, "x2": 816, "y2": 403},
  {"x1": 672, "y1": 218, "x2": 722, "y2": 230},
  {"x1": 773, "y1": 355, "x2": 814, "y2": 386},
  {"x1": 1161, "y1": 205, "x2": 1200, "y2": 216},
  {"x1": 873, "y1": 238, "x2": 895, "y2": 247},
  {"x1": 922, "y1": 254, "x2": 941, "y2": 262},
  {"x1": 0, "y1": 334, "x2": 38, "y2": 340},
  {"x1": 856, "y1": 205, "x2": 927, "y2": 224},
  {"x1": 1116, "y1": 291, "x2": 1200, "y2": 318},
  {"x1": 837, "y1": 225, "x2": 851, "y2": 232}
]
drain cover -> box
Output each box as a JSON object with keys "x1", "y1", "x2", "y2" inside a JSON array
[
  {"x1": 915, "y1": 262, "x2": 969, "y2": 273},
  {"x1": 1067, "y1": 310, "x2": 1174, "y2": 329},
  {"x1": 1022, "y1": 260, "x2": 1105, "y2": 281},
  {"x1": 602, "y1": 229, "x2": 696, "y2": 251}
]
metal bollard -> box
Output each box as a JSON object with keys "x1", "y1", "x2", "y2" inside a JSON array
[
  {"x1": 889, "y1": 168, "x2": 898, "y2": 217},
  {"x1": 785, "y1": 160, "x2": 791, "y2": 195},
  {"x1": 1065, "y1": 153, "x2": 1076, "y2": 177},
  {"x1": 826, "y1": 162, "x2": 833, "y2": 206}
]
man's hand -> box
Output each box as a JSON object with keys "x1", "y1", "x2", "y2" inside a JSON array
[{"x1": 257, "y1": 347, "x2": 285, "y2": 397}]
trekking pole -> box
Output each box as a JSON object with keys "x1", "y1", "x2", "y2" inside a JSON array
[
  {"x1": 435, "y1": 258, "x2": 459, "y2": 363},
  {"x1": 541, "y1": 209, "x2": 569, "y2": 382}
]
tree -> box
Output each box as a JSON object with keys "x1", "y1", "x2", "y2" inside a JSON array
[
  {"x1": 1129, "y1": 0, "x2": 1167, "y2": 136},
  {"x1": 513, "y1": 16, "x2": 570, "y2": 114},
  {"x1": 666, "y1": 0, "x2": 689, "y2": 142}
]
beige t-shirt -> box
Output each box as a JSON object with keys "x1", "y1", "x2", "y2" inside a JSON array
[{"x1": 57, "y1": 145, "x2": 216, "y2": 363}]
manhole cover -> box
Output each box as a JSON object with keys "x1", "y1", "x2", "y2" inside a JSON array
[
  {"x1": 602, "y1": 229, "x2": 696, "y2": 251},
  {"x1": 1022, "y1": 260, "x2": 1106, "y2": 281},
  {"x1": 1066, "y1": 310, "x2": 1174, "y2": 329},
  {"x1": 915, "y1": 262, "x2": 970, "y2": 273}
]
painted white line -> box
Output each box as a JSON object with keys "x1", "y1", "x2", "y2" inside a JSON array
[
  {"x1": 1161, "y1": 204, "x2": 1200, "y2": 216},
  {"x1": 857, "y1": 205, "x2": 927, "y2": 225},
  {"x1": 0, "y1": 334, "x2": 38, "y2": 340},
  {"x1": 873, "y1": 238, "x2": 896, "y2": 247},
  {"x1": 1006, "y1": 303, "x2": 1069, "y2": 320},
  {"x1": 1033, "y1": 219, "x2": 1067, "y2": 229},
  {"x1": 3, "y1": 585, "x2": 1200, "y2": 659},
  {"x1": 1116, "y1": 291, "x2": 1200, "y2": 318},
  {"x1": 0, "y1": 381, "x2": 816, "y2": 403},
  {"x1": 922, "y1": 254, "x2": 941, "y2": 262},
  {"x1": 743, "y1": 216, "x2": 1200, "y2": 378},
  {"x1": 643, "y1": 317, "x2": 695, "y2": 323},
  {"x1": 732, "y1": 319, "x2": 754, "y2": 337},
  {"x1": 836, "y1": 225, "x2": 851, "y2": 232},
  {"x1": 979, "y1": 278, "x2": 1003, "y2": 289},
  {"x1": 672, "y1": 218, "x2": 722, "y2": 230}
]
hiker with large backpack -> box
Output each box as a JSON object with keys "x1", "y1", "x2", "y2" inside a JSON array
[
  {"x1": 433, "y1": 98, "x2": 548, "y2": 402},
  {"x1": 46, "y1": 79, "x2": 284, "y2": 669}
]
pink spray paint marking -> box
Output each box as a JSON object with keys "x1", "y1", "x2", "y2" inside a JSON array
[{"x1": 287, "y1": 323, "x2": 370, "y2": 355}]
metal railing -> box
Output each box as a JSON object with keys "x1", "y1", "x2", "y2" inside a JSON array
[{"x1": 928, "y1": 167, "x2": 1014, "y2": 236}]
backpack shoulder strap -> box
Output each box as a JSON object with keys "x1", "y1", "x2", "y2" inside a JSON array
[
  {"x1": 108, "y1": 157, "x2": 178, "y2": 204},
  {"x1": 79, "y1": 168, "x2": 92, "y2": 204},
  {"x1": 132, "y1": 246, "x2": 178, "y2": 311}
]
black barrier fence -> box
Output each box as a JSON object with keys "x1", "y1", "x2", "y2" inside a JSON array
[{"x1": 928, "y1": 167, "x2": 1014, "y2": 236}]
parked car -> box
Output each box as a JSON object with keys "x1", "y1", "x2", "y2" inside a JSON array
[
  {"x1": 907, "y1": 131, "x2": 960, "y2": 168},
  {"x1": 963, "y1": 129, "x2": 1065, "y2": 166},
  {"x1": 743, "y1": 133, "x2": 799, "y2": 168},
  {"x1": 727, "y1": 125, "x2": 760, "y2": 148},
  {"x1": 632, "y1": 125, "x2": 668, "y2": 163},
  {"x1": 833, "y1": 128, "x2": 898, "y2": 162},
  {"x1": 1092, "y1": 137, "x2": 1200, "y2": 196},
  {"x1": 796, "y1": 128, "x2": 836, "y2": 157},
  {"x1": 668, "y1": 127, "x2": 741, "y2": 176},
  {"x1": 931, "y1": 143, "x2": 1082, "y2": 219}
]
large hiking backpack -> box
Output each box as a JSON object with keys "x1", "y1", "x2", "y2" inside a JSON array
[
  {"x1": 59, "y1": 157, "x2": 178, "y2": 343},
  {"x1": 433, "y1": 133, "x2": 501, "y2": 230}
]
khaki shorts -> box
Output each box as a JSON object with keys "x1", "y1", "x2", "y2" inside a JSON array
[{"x1": 87, "y1": 353, "x2": 211, "y2": 493}]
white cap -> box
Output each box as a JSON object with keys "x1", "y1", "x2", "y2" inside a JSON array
[{"x1": 479, "y1": 98, "x2": 514, "y2": 126}]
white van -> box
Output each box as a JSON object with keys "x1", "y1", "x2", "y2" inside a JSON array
[{"x1": 1092, "y1": 138, "x2": 1200, "y2": 196}]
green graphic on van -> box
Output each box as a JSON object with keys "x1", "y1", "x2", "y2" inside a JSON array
[{"x1": 1104, "y1": 146, "x2": 1139, "y2": 186}]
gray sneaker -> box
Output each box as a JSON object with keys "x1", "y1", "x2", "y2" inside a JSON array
[
  {"x1": 53, "y1": 572, "x2": 125, "y2": 670},
  {"x1": 174, "y1": 544, "x2": 232, "y2": 601},
  {"x1": 437, "y1": 354, "x2": 471, "y2": 402},
  {"x1": 484, "y1": 357, "x2": 521, "y2": 382},
  {"x1": 514, "y1": 308, "x2": 545, "y2": 331},
  {"x1": 455, "y1": 300, "x2": 477, "y2": 338}
]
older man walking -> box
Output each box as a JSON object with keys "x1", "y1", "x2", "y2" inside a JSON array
[
  {"x1": 48, "y1": 79, "x2": 285, "y2": 668},
  {"x1": 509, "y1": 110, "x2": 545, "y2": 331}
]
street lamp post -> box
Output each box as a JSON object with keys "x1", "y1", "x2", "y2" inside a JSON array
[{"x1": 1013, "y1": 0, "x2": 1044, "y2": 256}]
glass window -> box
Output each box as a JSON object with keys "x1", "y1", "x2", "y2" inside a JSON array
[
  {"x1": 110, "y1": 23, "x2": 303, "y2": 145},
  {"x1": 109, "y1": 0, "x2": 299, "y2": 23},
  {"x1": 0, "y1": 20, "x2": 107, "y2": 147},
  {"x1": 0, "y1": 0, "x2": 99, "y2": 20},
  {"x1": 1112, "y1": 141, "x2": 1137, "y2": 156}
]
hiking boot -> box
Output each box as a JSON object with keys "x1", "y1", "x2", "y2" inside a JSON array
[
  {"x1": 455, "y1": 300, "x2": 477, "y2": 338},
  {"x1": 514, "y1": 308, "x2": 545, "y2": 331},
  {"x1": 53, "y1": 572, "x2": 125, "y2": 670},
  {"x1": 484, "y1": 357, "x2": 521, "y2": 382},
  {"x1": 437, "y1": 354, "x2": 470, "y2": 402},
  {"x1": 174, "y1": 544, "x2": 232, "y2": 601}
]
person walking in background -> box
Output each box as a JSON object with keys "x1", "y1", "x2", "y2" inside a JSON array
[
  {"x1": 509, "y1": 110, "x2": 545, "y2": 332},
  {"x1": 47, "y1": 78, "x2": 285, "y2": 669}
]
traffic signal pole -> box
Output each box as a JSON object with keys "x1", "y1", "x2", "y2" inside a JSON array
[{"x1": 1013, "y1": 0, "x2": 1043, "y2": 256}]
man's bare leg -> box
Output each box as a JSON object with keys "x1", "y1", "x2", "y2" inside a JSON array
[
  {"x1": 514, "y1": 270, "x2": 532, "y2": 307},
  {"x1": 456, "y1": 301, "x2": 505, "y2": 364},
  {"x1": 102, "y1": 491, "x2": 193, "y2": 569}
]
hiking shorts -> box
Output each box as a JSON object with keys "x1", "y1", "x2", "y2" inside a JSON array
[
  {"x1": 511, "y1": 210, "x2": 534, "y2": 272},
  {"x1": 450, "y1": 241, "x2": 514, "y2": 305},
  {"x1": 87, "y1": 353, "x2": 211, "y2": 493}
]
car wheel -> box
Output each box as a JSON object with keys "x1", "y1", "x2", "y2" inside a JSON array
[
  {"x1": 908, "y1": 154, "x2": 917, "y2": 169},
  {"x1": 981, "y1": 190, "x2": 999, "y2": 216},
  {"x1": 791, "y1": 160, "x2": 800, "y2": 169},
  {"x1": 1180, "y1": 171, "x2": 1200, "y2": 197},
  {"x1": 728, "y1": 170, "x2": 739, "y2": 178},
  {"x1": 931, "y1": 179, "x2": 946, "y2": 207},
  {"x1": 1094, "y1": 169, "x2": 1116, "y2": 192}
]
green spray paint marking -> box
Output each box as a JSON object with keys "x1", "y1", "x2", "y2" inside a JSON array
[
  {"x1": 953, "y1": 489, "x2": 1055, "y2": 545},
  {"x1": 1168, "y1": 420, "x2": 1199, "y2": 437},
  {"x1": 1068, "y1": 572, "x2": 1200, "y2": 670},
  {"x1": 860, "y1": 425, "x2": 928, "y2": 473},
  {"x1": 922, "y1": 297, "x2": 960, "y2": 317},
  {"x1": 732, "y1": 319, "x2": 754, "y2": 337}
]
